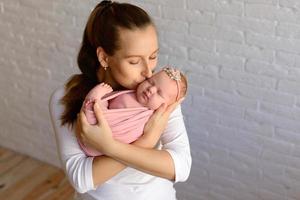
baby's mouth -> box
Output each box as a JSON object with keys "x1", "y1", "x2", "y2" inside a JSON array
[{"x1": 143, "y1": 91, "x2": 150, "y2": 101}]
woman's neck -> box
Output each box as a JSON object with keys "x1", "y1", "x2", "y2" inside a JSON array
[{"x1": 97, "y1": 67, "x2": 123, "y2": 90}]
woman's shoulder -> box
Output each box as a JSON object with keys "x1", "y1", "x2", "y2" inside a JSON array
[
  {"x1": 50, "y1": 86, "x2": 65, "y2": 103},
  {"x1": 49, "y1": 86, "x2": 65, "y2": 124},
  {"x1": 169, "y1": 104, "x2": 182, "y2": 118}
]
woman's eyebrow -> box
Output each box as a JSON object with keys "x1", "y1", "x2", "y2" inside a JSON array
[
  {"x1": 152, "y1": 48, "x2": 159, "y2": 54},
  {"x1": 124, "y1": 48, "x2": 159, "y2": 58}
]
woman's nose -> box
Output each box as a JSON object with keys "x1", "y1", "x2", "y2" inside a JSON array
[{"x1": 141, "y1": 64, "x2": 152, "y2": 78}]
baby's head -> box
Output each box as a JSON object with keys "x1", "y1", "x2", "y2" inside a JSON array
[{"x1": 136, "y1": 66, "x2": 187, "y2": 110}]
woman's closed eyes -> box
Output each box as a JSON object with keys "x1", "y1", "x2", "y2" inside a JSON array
[{"x1": 128, "y1": 55, "x2": 157, "y2": 65}]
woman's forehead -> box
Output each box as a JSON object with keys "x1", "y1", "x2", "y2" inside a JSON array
[{"x1": 117, "y1": 25, "x2": 158, "y2": 56}]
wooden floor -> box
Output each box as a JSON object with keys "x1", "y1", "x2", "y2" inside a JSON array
[{"x1": 0, "y1": 146, "x2": 75, "y2": 200}]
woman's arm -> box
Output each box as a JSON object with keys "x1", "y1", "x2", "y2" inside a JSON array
[
  {"x1": 49, "y1": 88, "x2": 158, "y2": 193},
  {"x1": 49, "y1": 89, "x2": 96, "y2": 193},
  {"x1": 80, "y1": 100, "x2": 191, "y2": 182},
  {"x1": 91, "y1": 137, "x2": 159, "y2": 188},
  {"x1": 77, "y1": 102, "x2": 173, "y2": 187},
  {"x1": 106, "y1": 105, "x2": 191, "y2": 182}
]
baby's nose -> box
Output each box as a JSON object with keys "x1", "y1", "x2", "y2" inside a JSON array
[{"x1": 149, "y1": 86, "x2": 157, "y2": 94}]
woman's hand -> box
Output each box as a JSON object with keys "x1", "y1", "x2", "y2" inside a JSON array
[
  {"x1": 141, "y1": 98, "x2": 185, "y2": 147},
  {"x1": 75, "y1": 100, "x2": 116, "y2": 155}
]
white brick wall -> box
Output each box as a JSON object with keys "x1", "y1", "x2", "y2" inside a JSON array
[{"x1": 1, "y1": 0, "x2": 300, "y2": 199}]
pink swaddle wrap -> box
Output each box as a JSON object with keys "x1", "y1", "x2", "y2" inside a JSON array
[{"x1": 78, "y1": 86, "x2": 153, "y2": 157}]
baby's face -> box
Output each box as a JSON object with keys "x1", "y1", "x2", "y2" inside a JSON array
[{"x1": 136, "y1": 71, "x2": 178, "y2": 110}]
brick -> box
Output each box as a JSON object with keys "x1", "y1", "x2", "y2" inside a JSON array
[
  {"x1": 277, "y1": 23, "x2": 300, "y2": 39},
  {"x1": 230, "y1": 151, "x2": 258, "y2": 170},
  {"x1": 190, "y1": 49, "x2": 245, "y2": 71},
  {"x1": 187, "y1": 0, "x2": 243, "y2": 16},
  {"x1": 37, "y1": 10, "x2": 74, "y2": 26},
  {"x1": 156, "y1": 19, "x2": 189, "y2": 34},
  {"x1": 279, "y1": 0, "x2": 300, "y2": 9},
  {"x1": 220, "y1": 68, "x2": 277, "y2": 89},
  {"x1": 245, "y1": 60, "x2": 288, "y2": 79},
  {"x1": 216, "y1": 14, "x2": 276, "y2": 35},
  {"x1": 162, "y1": 7, "x2": 214, "y2": 24},
  {"x1": 204, "y1": 88, "x2": 257, "y2": 109},
  {"x1": 0, "y1": 2, "x2": 3, "y2": 13},
  {"x1": 220, "y1": 115, "x2": 275, "y2": 137},
  {"x1": 287, "y1": 68, "x2": 300, "y2": 82},
  {"x1": 262, "y1": 150, "x2": 290, "y2": 166},
  {"x1": 195, "y1": 95, "x2": 245, "y2": 118},
  {"x1": 207, "y1": 125, "x2": 262, "y2": 157},
  {"x1": 160, "y1": 42, "x2": 188, "y2": 59},
  {"x1": 247, "y1": 32, "x2": 300, "y2": 54},
  {"x1": 0, "y1": 9, "x2": 22, "y2": 25},
  {"x1": 276, "y1": 51, "x2": 300, "y2": 68},
  {"x1": 278, "y1": 80, "x2": 300, "y2": 95},
  {"x1": 287, "y1": 156, "x2": 300, "y2": 169},
  {"x1": 217, "y1": 41, "x2": 274, "y2": 62},
  {"x1": 262, "y1": 137, "x2": 293, "y2": 155},
  {"x1": 245, "y1": 0, "x2": 278, "y2": 5},
  {"x1": 158, "y1": 0, "x2": 185, "y2": 7},
  {"x1": 208, "y1": 189, "x2": 233, "y2": 200},
  {"x1": 245, "y1": 3, "x2": 300, "y2": 23},
  {"x1": 261, "y1": 102, "x2": 300, "y2": 121},
  {"x1": 168, "y1": 58, "x2": 201, "y2": 75},
  {"x1": 189, "y1": 72, "x2": 235, "y2": 93},
  {"x1": 291, "y1": 145, "x2": 300, "y2": 158},
  {"x1": 137, "y1": 3, "x2": 160, "y2": 17},
  {"x1": 258, "y1": 182, "x2": 287, "y2": 198},
  {"x1": 286, "y1": 167, "x2": 300, "y2": 182},
  {"x1": 245, "y1": 109, "x2": 300, "y2": 133},
  {"x1": 286, "y1": 181, "x2": 300, "y2": 200},
  {"x1": 7, "y1": 2, "x2": 38, "y2": 18},
  {"x1": 191, "y1": 23, "x2": 244, "y2": 43},
  {"x1": 19, "y1": 0, "x2": 54, "y2": 10}
]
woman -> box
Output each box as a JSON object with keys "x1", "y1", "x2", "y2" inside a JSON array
[{"x1": 50, "y1": 1, "x2": 191, "y2": 200}]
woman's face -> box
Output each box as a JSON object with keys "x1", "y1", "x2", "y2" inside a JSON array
[{"x1": 107, "y1": 25, "x2": 159, "y2": 89}]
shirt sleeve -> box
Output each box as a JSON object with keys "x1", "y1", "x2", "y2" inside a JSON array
[
  {"x1": 49, "y1": 88, "x2": 97, "y2": 193},
  {"x1": 160, "y1": 105, "x2": 192, "y2": 183}
]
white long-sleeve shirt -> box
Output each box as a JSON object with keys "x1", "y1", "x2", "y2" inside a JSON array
[{"x1": 49, "y1": 87, "x2": 192, "y2": 200}]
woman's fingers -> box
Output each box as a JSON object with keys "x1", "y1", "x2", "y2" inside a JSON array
[
  {"x1": 79, "y1": 106, "x2": 88, "y2": 124},
  {"x1": 93, "y1": 100, "x2": 108, "y2": 126},
  {"x1": 155, "y1": 103, "x2": 167, "y2": 115},
  {"x1": 75, "y1": 113, "x2": 85, "y2": 142},
  {"x1": 165, "y1": 97, "x2": 185, "y2": 114}
]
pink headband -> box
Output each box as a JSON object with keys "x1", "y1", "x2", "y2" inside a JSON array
[{"x1": 163, "y1": 66, "x2": 181, "y2": 101}]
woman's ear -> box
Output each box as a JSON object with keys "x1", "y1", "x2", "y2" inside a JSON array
[{"x1": 96, "y1": 47, "x2": 109, "y2": 68}]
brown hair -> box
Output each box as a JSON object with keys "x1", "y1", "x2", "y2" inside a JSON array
[{"x1": 60, "y1": 1, "x2": 153, "y2": 128}]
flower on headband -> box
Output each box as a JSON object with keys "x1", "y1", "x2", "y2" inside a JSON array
[{"x1": 163, "y1": 67, "x2": 181, "y2": 81}]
